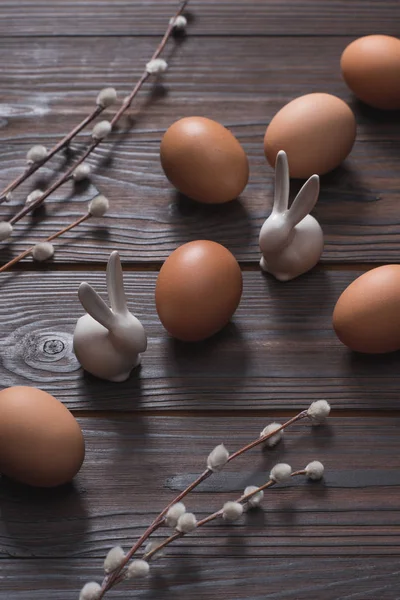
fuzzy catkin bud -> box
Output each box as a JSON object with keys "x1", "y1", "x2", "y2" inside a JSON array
[
  {"x1": 260, "y1": 422, "x2": 283, "y2": 448},
  {"x1": 26, "y1": 189, "x2": 43, "y2": 206},
  {"x1": 244, "y1": 485, "x2": 264, "y2": 508},
  {"x1": 0, "y1": 221, "x2": 13, "y2": 242},
  {"x1": 104, "y1": 545, "x2": 125, "y2": 574},
  {"x1": 176, "y1": 512, "x2": 197, "y2": 533},
  {"x1": 88, "y1": 195, "x2": 109, "y2": 217},
  {"x1": 165, "y1": 502, "x2": 186, "y2": 527},
  {"x1": 5, "y1": 192, "x2": 12, "y2": 202},
  {"x1": 79, "y1": 582, "x2": 102, "y2": 600},
  {"x1": 305, "y1": 461, "x2": 324, "y2": 480},
  {"x1": 92, "y1": 120, "x2": 112, "y2": 140},
  {"x1": 32, "y1": 242, "x2": 54, "y2": 262},
  {"x1": 96, "y1": 87, "x2": 117, "y2": 108},
  {"x1": 270, "y1": 463, "x2": 292, "y2": 483},
  {"x1": 307, "y1": 400, "x2": 331, "y2": 425},
  {"x1": 26, "y1": 144, "x2": 47, "y2": 164},
  {"x1": 146, "y1": 58, "x2": 168, "y2": 74},
  {"x1": 170, "y1": 15, "x2": 187, "y2": 29},
  {"x1": 125, "y1": 559, "x2": 150, "y2": 580},
  {"x1": 222, "y1": 501, "x2": 244, "y2": 521},
  {"x1": 73, "y1": 163, "x2": 91, "y2": 182},
  {"x1": 207, "y1": 443, "x2": 229, "y2": 472}
]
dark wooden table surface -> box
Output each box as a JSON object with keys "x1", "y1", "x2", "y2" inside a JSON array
[{"x1": 1, "y1": 1, "x2": 400, "y2": 598}]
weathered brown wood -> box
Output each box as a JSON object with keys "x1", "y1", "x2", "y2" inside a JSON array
[
  {"x1": 0, "y1": 136, "x2": 400, "y2": 265},
  {"x1": 1, "y1": 269, "x2": 400, "y2": 411},
  {"x1": 0, "y1": 36, "x2": 399, "y2": 263},
  {"x1": 1, "y1": 136, "x2": 400, "y2": 264},
  {"x1": 0, "y1": 36, "x2": 398, "y2": 141},
  {"x1": 1, "y1": 0, "x2": 400, "y2": 597},
  {"x1": 2, "y1": 556, "x2": 399, "y2": 600},
  {"x1": 0, "y1": 0, "x2": 399, "y2": 37},
  {"x1": 1, "y1": 416, "x2": 400, "y2": 562}
]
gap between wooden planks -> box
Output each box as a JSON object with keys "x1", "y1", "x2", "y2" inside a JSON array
[{"x1": 1, "y1": 261, "x2": 396, "y2": 272}]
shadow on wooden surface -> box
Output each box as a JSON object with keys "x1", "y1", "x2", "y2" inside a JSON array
[
  {"x1": 0, "y1": 36, "x2": 399, "y2": 262},
  {"x1": 1, "y1": 1, "x2": 400, "y2": 597},
  {"x1": 0, "y1": 270, "x2": 400, "y2": 410},
  {"x1": 0, "y1": 417, "x2": 399, "y2": 561}
]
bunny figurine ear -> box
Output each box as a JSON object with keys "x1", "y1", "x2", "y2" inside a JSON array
[
  {"x1": 273, "y1": 150, "x2": 290, "y2": 214},
  {"x1": 78, "y1": 282, "x2": 115, "y2": 331},
  {"x1": 107, "y1": 251, "x2": 128, "y2": 315},
  {"x1": 287, "y1": 174, "x2": 320, "y2": 227}
]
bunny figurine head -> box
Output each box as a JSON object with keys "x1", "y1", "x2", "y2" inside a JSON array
[
  {"x1": 259, "y1": 150, "x2": 324, "y2": 281},
  {"x1": 73, "y1": 251, "x2": 147, "y2": 382}
]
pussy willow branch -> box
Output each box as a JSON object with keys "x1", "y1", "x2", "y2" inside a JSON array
[
  {"x1": 227, "y1": 410, "x2": 307, "y2": 463},
  {"x1": 0, "y1": 214, "x2": 90, "y2": 273},
  {"x1": 9, "y1": 143, "x2": 96, "y2": 226},
  {"x1": 3, "y1": 0, "x2": 189, "y2": 229},
  {"x1": 0, "y1": 106, "x2": 103, "y2": 203},
  {"x1": 141, "y1": 473, "x2": 304, "y2": 566},
  {"x1": 98, "y1": 469, "x2": 210, "y2": 598},
  {"x1": 97, "y1": 409, "x2": 308, "y2": 598}
]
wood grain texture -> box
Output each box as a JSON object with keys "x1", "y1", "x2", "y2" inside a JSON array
[
  {"x1": 1, "y1": 0, "x2": 400, "y2": 597},
  {"x1": 1, "y1": 0, "x2": 399, "y2": 37},
  {"x1": 1, "y1": 137, "x2": 400, "y2": 264},
  {"x1": 0, "y1": 36, "x2": 399, "y2": 263},
  {"x1": 1, "y1": 36, "x2": 398, "y2": 141},
  {"x1": 2, "y1": 557, "x2": 400, "y2": 600},
  {"x1": 1, "y1": 416, "x2": 400, "y2": 560},
  {"x1": 1, "y1": 269, "x2": 400, "y2": 411}
]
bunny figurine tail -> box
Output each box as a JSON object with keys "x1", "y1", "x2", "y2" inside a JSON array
[
  {"x1": 259, "y1": 150, "x2": 324, "y2": 282},
  {"x1": 73, "y1": 251, "x2": 147, "y2": 382}
]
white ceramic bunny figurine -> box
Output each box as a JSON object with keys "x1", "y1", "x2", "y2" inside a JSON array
[
  {"x1": 259, "y1": 150, "x2": 324, "y2": 281},
  {"x1": 73, "y1": 251, "x2": 147, "y2": 382}
]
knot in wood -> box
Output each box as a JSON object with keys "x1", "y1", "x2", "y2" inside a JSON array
[
  {"x1": 1, "y1": 325, "x2": 80, "y2": 376},
  {"x1": 43, "y1": 339, "x2": 65, "y2": 355}
]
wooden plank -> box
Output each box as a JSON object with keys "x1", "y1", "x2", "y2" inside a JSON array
[
  {"x1": 1, "y1": 1, "x2": 397, "y2": 598},
  {"x1": 2, "y1": 557, "x2": 400, "y2": 600},
  {"x1": 1, "y1": 137, "x2": 399, "y2": 264},
  {"x1": 1, "y1": 416, "x2": 400, "y2": 561},
  {"x1": 0, "y1": 269, "x2": 400, "y2": 411},
  {"x1": 0, "y1": 0, "x2": 398, "y2": 37},
  {"x1": 0, "y1": 36, "x2": 398, "y2": 141},
  {"x1": 0, "y1": 36, "x2": 399, "y2": 263}
]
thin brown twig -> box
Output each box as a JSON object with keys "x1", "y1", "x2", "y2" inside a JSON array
[
  {"x1": 99, "y1": 468, "x2": 210, "y2": 597},
  {"x1": 141, "y1": 473, "x2": 305, "y2": 565},
  {"x1": 3, "y1": 0, "x2": 190, "y2": 235},
  {"x1": 99, "y1": 407, "x2": 311, "y2": 597},
  {"x1": 0, "y1": 105, "x2": 103, "y2": 203},
  {"x1": 0, "y1": 213, "x2": 91, "y2": 273},
  {"x1": 9, "y1": 143, "x2": 96, "y2": 226},
  {"x1": 227, "y1": 409, "x2": 308, "y2": 463}
]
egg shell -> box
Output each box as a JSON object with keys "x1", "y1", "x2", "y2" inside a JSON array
[
  {"x1": 160, "y1": 117, "x2": 249, "y2": 204},
  {"x1": 0, "y1": 386, "x2": 85, "y2": 487},
  {"x1": 333, "y1": 265, "x2": 400, "y2": 354},
  {"x1": 155, "y1": 240, "x2": 243, "y2": 341},
  {"x1": 264, "y1": 93, "x2": 357, "y2": 178},
  {"x1": 341, "y1": 35, "x2": 400, "y2": 110}
]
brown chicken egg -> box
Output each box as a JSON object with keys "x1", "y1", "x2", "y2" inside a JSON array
[
  {"x1": 264, "y1": 93, "x2": 357, "y2": 178},
  {"x1": 333, "y1": 265, "x2": 400, "y2": 353},
  {"x1": 341, "y1": 35, "x2": 400, "y2": 110},
  {"x1": 155, "y1": 240, "x2": 243, "y2": 341},
  {"x1": 160, "y1": 117, "x2": 249, "y2": 204},
  {"x1": 0, "y1": 386, "x2": 85, "y2": 487}
]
